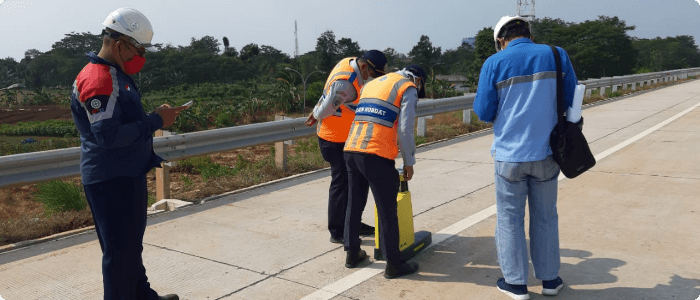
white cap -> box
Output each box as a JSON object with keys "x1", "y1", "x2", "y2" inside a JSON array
[
  {"x1": 102, "y1": 8, "x2": 157, "y2": 52},
  {"x1": 493, "y1": 15, "x2": 530, "y2": 52}
]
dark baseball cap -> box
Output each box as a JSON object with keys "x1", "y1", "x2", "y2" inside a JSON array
[
  {"x1": 362, "y1": 50, "x2": 388, "y2": 75},
  {"x1": 405, "y1": 64, "x2": 427, "y2": 98}
]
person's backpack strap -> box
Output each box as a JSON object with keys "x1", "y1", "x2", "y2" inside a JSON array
[{"x1": 550, "y1": 45, "x2": 565, "y2": 128}]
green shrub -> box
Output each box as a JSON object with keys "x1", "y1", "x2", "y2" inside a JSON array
[
  {"x1": 147, "y1": 194, "x2": 157, "y2": 207},
  {"x1": 214, "y1": 111, "x2": 235, "y2": 128},
  {"x1": 288, "y1": 149, "x2": 325, "y2": 172},
  {"x1": 233, "y1": 154, "x2": 251, "y2": 171},
  {"x1": 180, "y1": 175, "x2": 193, "y2": 190},
  {"x1": 35, "y1": 181, "x2": 87, "y2": 215},
  {"x1": 0, "y1": 120, "x2": 79, "y2": 137},
  {"x1": 0, "y1": 137, "x2": 81, "y2": 155},
  {"x1": 28, "y1": 88, "x2": 55, "y2": 105},
  {"x1": 295, "y1": 137, "x2": 320, "y2": 154},
  {"x1": 179, "y1": 156, "x2": 233, "y2": 181}
]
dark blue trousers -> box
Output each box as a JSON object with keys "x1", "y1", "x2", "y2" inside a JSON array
[
  {"x1": 318, "y1": 137, "x2": 351, "y2": 239},
  {"x1": 84, "y1": 175, "x2": 159, "y2": 300},
  {"x1": 343, "y1": 152, "x2": 402, "y2": 264}
]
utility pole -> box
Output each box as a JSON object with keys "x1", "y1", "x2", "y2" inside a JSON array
[{"x1": 294, "y1": 21, "x2": 299, "y2": 58}]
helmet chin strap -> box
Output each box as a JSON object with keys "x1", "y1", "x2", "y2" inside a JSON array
[{"x1": 115, "y1": 41, "x2": 128, "y2": 65}]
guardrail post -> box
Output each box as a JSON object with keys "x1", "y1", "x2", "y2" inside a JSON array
[
  {"x1": 599, "y1": 86, "x2": 606, "y2": 96},
  {"x1": 417, "y1": 116, "x2": 432, "y2": 137},
  {"x1": 156, "y1": 130, "x2": 172, "y2": 201},
  {"x1": 462, "y1": 109, "x2": 472, "y2": 125},
  {"x1": 631, "y1": 82, "x2": 637, "y2": 91},
  {"x1": 274, "y1": 116, "x2": 289, "y2": 172},
  {"x1": 611, "y1": 84, "x2": 618, "y2": 93},
  {"x1": 585, "y1": 88, "x2": 592, "y2": 99}
]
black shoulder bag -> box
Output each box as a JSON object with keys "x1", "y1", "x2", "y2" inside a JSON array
[{"x1": 549, "y1": 45, "x2": 596, "y2": 178}]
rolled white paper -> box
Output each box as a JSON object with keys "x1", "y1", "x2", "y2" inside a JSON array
[{"x1": 567, "y1": 84, "x2": 585, "y2": 123}]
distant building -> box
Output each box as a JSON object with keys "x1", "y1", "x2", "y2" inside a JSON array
[
  {"x1": 398, "y1": 53, "x2": 411, "y2": 64},
  {"x1": 462, "y1": 37, "x2": 476, "y2": 47},
  {"x1": 0, "y1": 83, "x2": 25, "y2": 91},
  {"x1": 436, "y1": 74, "x2": 470, "y2": 92}
]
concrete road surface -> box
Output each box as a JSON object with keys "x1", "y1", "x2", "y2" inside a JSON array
[{"x1": 1, "y1": 80, "x2": 699, "y2": 300}]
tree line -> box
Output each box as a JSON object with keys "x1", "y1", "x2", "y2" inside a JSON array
[{"x1": 0, "y1": 15, "x2": 698, "y2": 96}]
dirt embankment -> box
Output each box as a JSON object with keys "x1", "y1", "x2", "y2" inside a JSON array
[{"x1": 0, "y1": 105, "x2": 73, "y2": 125}]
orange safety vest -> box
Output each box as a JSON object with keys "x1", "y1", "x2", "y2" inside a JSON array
[
  {"x1": 344, "y1": 73, "x2": 416, "y2": 160},
  {"x1": 316, "y1": 58, "x2": 362, "y2": 143}
]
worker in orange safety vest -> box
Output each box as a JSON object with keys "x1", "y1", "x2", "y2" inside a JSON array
[
  {"x1": 342, "y1": 65, "x2": 427, "y2": 279},
  {"x1": 305, "y1": 50, "x2": 388, "y2": 245}
]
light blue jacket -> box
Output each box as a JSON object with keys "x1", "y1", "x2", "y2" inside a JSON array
[{"x1": 474, "y1": 38, "x2": 578, "y2": 162}]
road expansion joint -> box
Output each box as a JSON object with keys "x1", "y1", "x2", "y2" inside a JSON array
[
  {"x1": 144, "y1": 242, "x2": 262, "y2": 274},
  {"x1": 417, "y1": 158, "x2": 492, "y2": 165},
  {"x1": 590, "y1": 98, "x2": 698, "y2": 144},
  {"x1": 413, "y1": 183, "x2": 494, "y2": 218},
  {"x1": 588, "y1": 170, "x2": 700, "y2": 181},
  {"x1": 213, "y1": 275, "x2": 272, "y2": 300},
  {"x1": 146, "y1": 241, "x2": 352, "y2": 298}
]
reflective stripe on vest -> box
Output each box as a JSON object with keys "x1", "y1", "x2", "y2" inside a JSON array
[
  {"x1": 353, "y1": 98, "x2": 401, "y2": 128},
  {"x1": 316, "y1": 58, "x2": 362, "y2": 143},
  {"x1": 344, "y1": 73, "x2": 416, "y2": 160}
]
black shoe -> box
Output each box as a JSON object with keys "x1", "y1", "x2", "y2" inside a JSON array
[
  {"x1": 359, "y1": 222, "x2": 375, "y2": 236},
  {"x1": 542, "y1": 277, "x2": 564, "y2": 296},
  {"x1": 158, "y1": 294, "x2": 179, "y2": 300},
  {"x1": 330, "y1": 236, "x2": 344, "y2": 244},
  {"x1": 345, "y1": 250, "x2": 368, "y2": 268},
  {"x1": 384, "y1": 261, "x2": 419, "y2": 279}
]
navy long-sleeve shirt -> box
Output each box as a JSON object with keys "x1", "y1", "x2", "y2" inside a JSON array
[{"x1": 71, "y1": 52, "x2": 164, "y2": 185}]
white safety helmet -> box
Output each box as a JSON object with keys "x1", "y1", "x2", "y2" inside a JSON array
[
  {"x1": 493, "y1": 15, "x2": 530, "y2": 52},
  {"x1": 102, "y1": 8, "x2": 157, "y2": 52}
]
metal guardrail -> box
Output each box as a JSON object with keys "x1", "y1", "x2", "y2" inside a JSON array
[
  {"x1": 579, "y1": 68, "x2": 700, "y2": 89},
  {"x1": 1, "y1": 68, "x2": 699, "y2": 189}
]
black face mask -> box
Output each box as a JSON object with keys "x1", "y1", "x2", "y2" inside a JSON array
[{"x1": 414, "y1": 78, "x2": 426, "y2": 98}]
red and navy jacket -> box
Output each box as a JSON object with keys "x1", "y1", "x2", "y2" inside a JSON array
[{"x1": 71, "y1": 52, "x2": 164, "y2": 185}]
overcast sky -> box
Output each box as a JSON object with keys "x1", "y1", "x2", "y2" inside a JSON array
[{"x1": 0, "y1": 0, "x2": 699, "y2": 61}]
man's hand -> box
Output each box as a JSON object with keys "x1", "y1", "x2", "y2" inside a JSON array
[
  {"x1": 403, "y1": 165, "x2": 414, "y2": 181},
  {"x1": 305, "y1": 112, "x2": 317, "y2": 126},
  {"x1": 155, "y1": 104, "x2": 187, "y2": 128}
]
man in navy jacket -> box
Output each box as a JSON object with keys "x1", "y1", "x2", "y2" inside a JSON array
[{"x1": 71, "y1": 8, "x2": 184, "y2": 300}]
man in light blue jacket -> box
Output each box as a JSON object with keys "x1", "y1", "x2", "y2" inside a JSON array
[{"x1": 474, "y1": 15, "x2": 577, "y2": 300}]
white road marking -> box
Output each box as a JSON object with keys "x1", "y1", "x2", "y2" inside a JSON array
[
  {"x1": 559, "y1": 99, "x2": 700, "y2": 181},
  {"x1": 301, "y1": 99, "x2": 700, "y2": 300}
]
